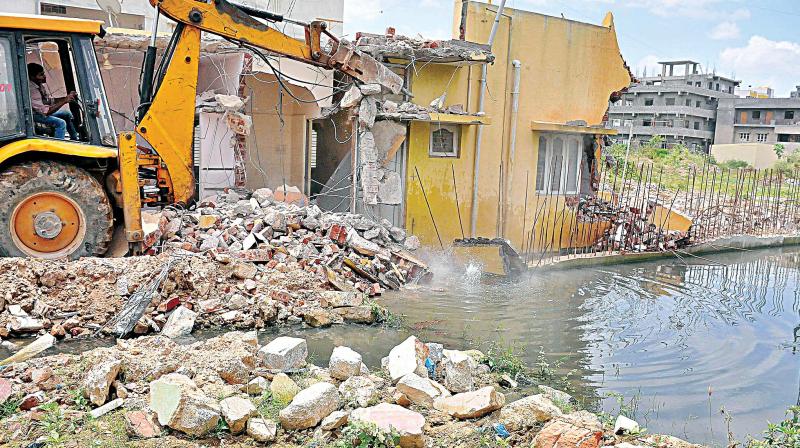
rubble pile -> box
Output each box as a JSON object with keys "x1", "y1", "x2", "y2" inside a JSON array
[
  {"x1": 576, "y1": 196, "x2": 691, "y2": 253},
  {"x1": 355, "y1": 31, "x2": 495, "y2": 64},
  {"x1": 0, "y1": 191, "x2": 429, "y2": 343},
  {"x1": 377, "y1": 99, "x2": 483, "y2": 121},
  {"x1": 0, "y1": 330, "x2": 704, "y2": 448},
  {"x1": 150, "y1": 188, "x2": 427, "y2": 291}
]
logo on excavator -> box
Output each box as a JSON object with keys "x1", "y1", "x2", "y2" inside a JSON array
[{"x1": 0, "y1": 84, "x2": 11, "y2": 92}]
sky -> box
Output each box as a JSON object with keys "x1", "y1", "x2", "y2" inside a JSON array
[{"x1": 339, "y1": 0, "x2": 800, "y2": 97}]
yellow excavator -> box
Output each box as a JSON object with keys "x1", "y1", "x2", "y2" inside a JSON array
[{"x1": 0, "y1": 0, "x2": 402, "y2": 259}]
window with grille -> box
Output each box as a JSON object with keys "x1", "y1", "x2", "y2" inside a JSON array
[
  {"x1": 429, "y1": 124, "x2": 460, "y2": 157},
  {"x1": 739, "y1": 132, "x2": 750, "y2": 142},
  {"x1": 41, "y1": 4, "x2": 67, "y2": 14},
  {"x1": 786, "y1": 111, "x2": 795, "y2": 120},
  {"x1": 756, "y1": 133, "x2": 768, "y2": 143},
  {"x1": 535, "y1": 134, "x2": 583, "y2": 195}
]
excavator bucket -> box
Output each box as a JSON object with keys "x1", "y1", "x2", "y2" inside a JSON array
[
  {"x1": 451, "y1": 238, "x2": 526, "y2": 278},
  {"x1": 324, "y1": 38, "x2": 404, "y2": 94}
]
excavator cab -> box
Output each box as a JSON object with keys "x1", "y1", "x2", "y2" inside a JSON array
[
  {"x1": 0, "y1": 1, "x2": 403, "y2": 261},
  {"x1": 0, "y1": 15, "x2": 118, "y2": 260}
]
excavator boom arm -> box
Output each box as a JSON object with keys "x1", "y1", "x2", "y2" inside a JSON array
[
  {"x1": 151, "y1": 0, "x2": 403, "y2": 93},
  {"x1": 120, "y1": 0, "x2": 401, "y2": 248}
]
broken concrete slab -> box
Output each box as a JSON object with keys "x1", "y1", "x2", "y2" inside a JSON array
[
  {"x1": 258, "y1": 336, "x2": 307, "y2": 371},
  {"x1": 278, "y1": 382, "x2": 340, "y2": 430}
]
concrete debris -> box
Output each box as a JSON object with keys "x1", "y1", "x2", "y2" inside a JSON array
[
  {"x1": 356, "y1": 32, "x2": 495, "y2": 64},
  {"x1": 499, "y1": 393, "x2": 563, "y2": 431},
  {"x1": 339, "y1": 375, "x2": 377, "y2": 407},
  {"x1": 160, "y1": 306, "x2": 197, "y2": 339},
  {"x1": 247, "y1": 417, "x2": 277, "y2": 442},
  {"x1": 0, "y1": 330, "x2": 705, "y2": 447},
  {"x1": 386, "y1": 336, "x2": 430, "y2": 383},
  {"x1": 329, "y1": 346, "x2": 363, "y2": 380},
  {"x1": 396, "y1": 372, "x2": 449, "y2": 407},
  {"x1": 149, "y1": 373, "x2": 221, "y2": 437},
  {"x1": 0, "y1": 192, "x2": 427, "y2": 340},
  {"x1": 219, "y1": 396, "x2": 257, "y2": 434},
  {"x1": 432, "y1": 386, "x2": 505, "y2": 419},
  {"x1": 84, "y1": 358, "x2": 123, "y2": 406},
  {"x1": 89, "y1": 397, "x2": 124, "y2": 419},
  {"x1": 321, "y1": 409, "x2": 349, "y2": 430},
  {"x1": 278, "y1": 382, "x2": 340, "y2": 430},
  {"x1": 259, "y1": 336, "x2": 308, "y2": 371},
  {"x1": 577, "y1": 196, "x2": 690, "y2": 253},
  {"x1": 125, "y1": 410, "x2": 162, "y2": 438},
  {"x1": 350, "y1": 403, "x2": 426, "y2": 448}
]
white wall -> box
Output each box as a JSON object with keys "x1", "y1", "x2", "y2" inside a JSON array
[
  {"x1": 1, "y1": 3, "x2": 36, "y2": 14},
  {"x1": 235, "y1": 0, "x2": 344, "y2": 38}
]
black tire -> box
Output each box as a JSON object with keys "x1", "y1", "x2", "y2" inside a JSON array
[{"x1": 0, "y1": 161, "x2": 114, "y2": 259}]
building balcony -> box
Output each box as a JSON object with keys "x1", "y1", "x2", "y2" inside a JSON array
[
  {"x1": 608, "y1": 105, "x2": 715, "y2": 119},
  {"x1": 627, "y1": 84, "x2": 737, "y2": 99},
  {"x1": 615, "y1": 125, "x2": 715, "y2": 140}
]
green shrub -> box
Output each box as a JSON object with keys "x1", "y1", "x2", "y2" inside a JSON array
[
  {"x1": 748, "y1": 405, "x2": 800, "y2": 447},
  {"x1": 718, "y1": 159, "x2": 752, "y2": 170},
  {"x1": 336, "y1": 420, "x2": 401, "y2": 448}
]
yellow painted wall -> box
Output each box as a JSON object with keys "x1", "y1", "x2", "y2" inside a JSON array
[{"x1": 404, "y1": 0, "x2": 631, "y2": 252}]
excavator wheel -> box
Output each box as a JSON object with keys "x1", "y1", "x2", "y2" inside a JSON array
[{"x1": 0, "y1": 161, "x2": 114, "y2": 260}]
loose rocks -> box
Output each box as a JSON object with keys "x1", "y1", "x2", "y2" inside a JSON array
[
  {"x1": 499, "y1": 393, "x2": 562, "y2": 431},
  {"x1": 433, "y1": 386, "x2": 505, "y2": 419},
  {"x1": 247, "y1": 418, "x2": 277, "y2": 442},
  {"x1": 350, "y1": 403, "x2": 425, "y2": 448},
  {"x1": 219, "y1": 396, "x2": 256, "y2": 434},
  {"x1": 259, "y1": 336, "x2": 307, "y2": 371},
  {"x1": 386, "y1": 336, "x2": 429, "y2": 383},
  {"x1": 329, "y1": 346, "x2": 363, "y2": 380},
  {"x1": 278, "y1": 382, "x2": 340, "y2": 430},
  {"x1": 149, "y1": 373, "x2": 221, "y2": 437},
  {"x1": 84, "y1": 358, "x2": 122, "y2": 406}
]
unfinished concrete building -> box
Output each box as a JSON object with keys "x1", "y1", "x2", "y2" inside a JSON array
[{"x1": 607, "y1": 60, "x2": 739, "y2": 152}]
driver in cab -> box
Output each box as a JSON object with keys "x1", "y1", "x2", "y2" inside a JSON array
[{"x1": 27, "y1": 62, "x2": 78, "y2": 140}]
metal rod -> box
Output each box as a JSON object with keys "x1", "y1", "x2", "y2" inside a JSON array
[
  {"x1": 414, "y1": 166, "x2": 444, "y2": 250},
  {"x1": 451, "y1": 163, "x2": 465, "y2": 240},
  {"x1": 521, "y1": 170, "x2": 530, "y2": 250}
]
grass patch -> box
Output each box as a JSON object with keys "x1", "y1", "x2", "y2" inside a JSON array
[
  {"x1": 253, "y1": 390, "x2": 289, "y2": 422},
  {"x1": 484, "y1": 340, "x2": 525, "y2": 378},
  {"x1": 367, "y1": 300, "x2": 404, "y2": 328},
  {"x1": 0, "y1": 395, "x2": 23, "y2": 420},
  {"x1": 334, "y1": 420, "x2": 401, "y2": 448}
]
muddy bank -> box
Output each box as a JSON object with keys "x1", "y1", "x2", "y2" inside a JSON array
[{"x1": 0, "y1": 329, "x2": 704, "y2": 448}]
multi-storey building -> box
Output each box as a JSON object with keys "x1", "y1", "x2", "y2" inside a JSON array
[
  {"x1": 711, "y1": 97, "x2": 800, "y2": 168},
  {"x1": 607, "y1": 60, "x2": 739, "y2": 152},
  {"x1": 715, "y1": 98, "x2": 800, "y2": 145}
]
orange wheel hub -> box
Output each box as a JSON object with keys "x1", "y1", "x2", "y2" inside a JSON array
[{"x1": 10, "y1": 192, "x2": 86, "y2": 258}]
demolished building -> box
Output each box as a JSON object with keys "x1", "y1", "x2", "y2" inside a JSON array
[{"x1": 310, "y1": 1, "x2": 635, "y2": 256}]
